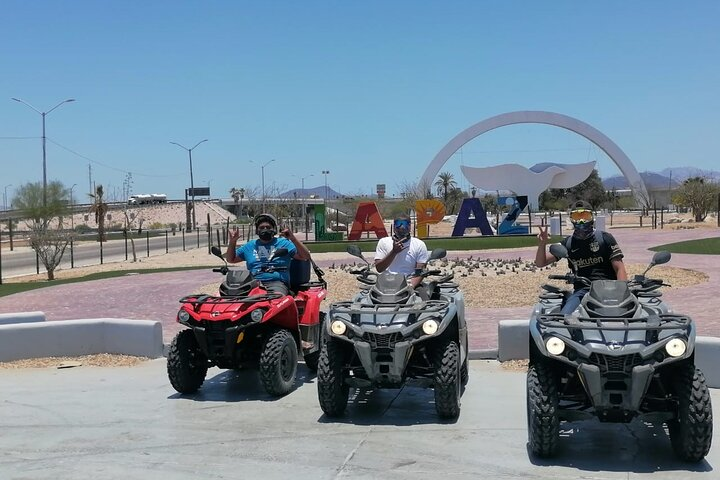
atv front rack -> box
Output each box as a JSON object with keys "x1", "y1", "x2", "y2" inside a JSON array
[
  {"x1": 180, "y1": 292, "x2": 284, "y2": 308},
  {"x1": 329, "y1": 299, "x2": 448, "y2": 316},
  {"x1": 536, "y1": 313, "x2": 692, "y2": 332}
]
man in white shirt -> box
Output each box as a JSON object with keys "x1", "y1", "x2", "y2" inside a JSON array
[{"x1": 374, "y1": 214, "x2": 429, "y2": 288}]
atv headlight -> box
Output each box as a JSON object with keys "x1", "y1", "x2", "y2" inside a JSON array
[
  {"x1": 422, "y1": 320, "x2": 439, "y2": 335},
  {"x1": 665, "y1": 338, "x2": 687, "y2": 358},
  {"x1": 178, "y1": 310, "x2": 190, "y2": 322},
  {"x1": 545, "y1": 336, "x2": 566, "y2": 356},
  {"x1": 331, "y1": 320, "x2": 347, "y2": 335},
  {"x1": 250, "y1": 309, "x2": 264, "y2": 322}
]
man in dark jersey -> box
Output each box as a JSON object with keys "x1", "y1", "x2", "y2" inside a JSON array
[{"x1": 535, "y1": 200, "x2": 628, "y2": 314}]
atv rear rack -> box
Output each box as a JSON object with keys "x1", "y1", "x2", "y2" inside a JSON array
[
  {"x1": 537, "y1": 313, "x2": 692, "y2": 332},
  {"x1": 329, "y1": 299, "x2": 448, "y2": 316},
  {"x1": 179, "y1": 292, "x2": 284, "y2": 307}
]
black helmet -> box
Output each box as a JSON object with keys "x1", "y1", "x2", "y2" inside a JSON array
[{"x1": 253, "y1": 213, "x2": 278, "y2": 230}]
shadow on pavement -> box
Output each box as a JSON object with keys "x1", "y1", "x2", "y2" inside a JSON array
[
  {"x1": 528, "y1": 420, "x2": 714, "y2": 473},
  {"x1": 317, "y1": 385, "x2": 460, "y2": 427},
  {"x1": 167, "y1": 364, "x2": 318, "y2": 402}
]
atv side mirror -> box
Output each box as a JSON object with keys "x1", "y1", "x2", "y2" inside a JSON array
[
  {"x1": 211, "y1": 246, "x2": 225, "y2": 261},
  {"x1": 650, "y1": 251, "x2": 671, "y2": 266},
  {"x1": 347, "y1": 244, "x2": 364, "y2": 259},
  {"x1": 549, "y1": 243, "x2": 568, "y2": 260},
  {"x1": 641, "y1": 250, "x2": 671, "y2": 277},
  {"x1": 429, "y1": 248, "x2": 447, "y2": 261}
]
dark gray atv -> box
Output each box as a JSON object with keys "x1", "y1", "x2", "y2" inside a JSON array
[
  {"x1": 317, "y1": 245, "x2": 469, "y2": 419},
  {"x1": 527, "y1": 245, "x2": 712, "y2": 462}
]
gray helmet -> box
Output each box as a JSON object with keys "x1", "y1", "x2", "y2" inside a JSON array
[{"x1": 253, "y1": 213, "x2": 278, "y2": 230}]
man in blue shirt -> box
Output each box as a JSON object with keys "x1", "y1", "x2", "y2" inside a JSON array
[{"x1": 226, "y1": 213, "x2": 311, "y2": 295}]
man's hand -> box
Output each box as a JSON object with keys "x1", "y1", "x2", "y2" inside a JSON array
[
  {"x1": 229, "y1": 226, "x2": 240, "y2": 243},
  {"x1": 280, "y1": 227, "x2": 295, "y2": 240},
  {"x1": 537, "y1": 225, "x2": 549, "y2": 245},
  {"x1": 392, "y1": 239, "x2": 406, "y2": 254}
]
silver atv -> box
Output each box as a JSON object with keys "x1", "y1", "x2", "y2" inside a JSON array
[
  {"x1": 317, "y1": 245, "x2": 469, "y2": 419},
  {"x1": 527, "y1": 245, "x2": 713, "y2": 462}
]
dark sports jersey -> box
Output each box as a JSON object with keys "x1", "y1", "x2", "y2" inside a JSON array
[{"x1": 560, "y1": 231, "x2": 624, "y2": 290}]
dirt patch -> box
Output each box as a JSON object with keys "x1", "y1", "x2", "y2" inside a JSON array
[
  {"x1": 195, "y1": 259, "x2": 707, "y2": 309},
  {"x1": 0, "y1": 354, "x2": 151, "y2": 369}
]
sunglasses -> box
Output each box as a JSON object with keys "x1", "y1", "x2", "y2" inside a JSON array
[
  {"x1": 570, "y1": 209, "x2": 593, "y2": 222},
  {"x1": 394, "y1": 220, "x2": 410, "y2": 229}
]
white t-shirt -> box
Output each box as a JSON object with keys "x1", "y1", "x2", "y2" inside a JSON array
[{"x1": 374, "y1": 236, "x2": 429, "y2": 276}]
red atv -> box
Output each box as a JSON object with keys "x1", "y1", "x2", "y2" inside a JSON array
[{"x1": 167, "y1": 246, "x2": 327, "y2": 396}]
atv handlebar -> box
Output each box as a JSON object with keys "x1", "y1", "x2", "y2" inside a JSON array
[{"x1": 213, "y1": 267, "x2": 229, "y2": 275}]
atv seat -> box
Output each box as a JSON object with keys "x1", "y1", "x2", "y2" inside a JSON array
[{"x1": 289, "y1": 258, "x2": 312, "y2": 293}]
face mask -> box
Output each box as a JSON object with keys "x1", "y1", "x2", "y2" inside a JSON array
[
  {"x1": 572, "y1": 222, "x2": 593, "y2": 240},
  {"x1": 258, "y1": 228, "x2": 275, "y2": 241}
]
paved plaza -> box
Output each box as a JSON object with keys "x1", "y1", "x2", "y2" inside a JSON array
[{"x1": 0, "y1": 227, "x2": 718, "y2": 351}]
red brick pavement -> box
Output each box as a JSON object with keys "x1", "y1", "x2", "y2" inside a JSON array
[{"x1": 0, "y1": 227, "x2": 718, "y2": 348}]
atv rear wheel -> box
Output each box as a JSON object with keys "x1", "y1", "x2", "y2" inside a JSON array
[
  {"x1": 526, "y1": 362, "x2": 559, "y2": 457},
  {"x1": 433, "y1": 339, "x2": 461, "y2": 419},
  {"x1": 167, "y1": 329, "x2": 208, "y2": 394},
  {"x1": 317, "y1": 339, "x2": 349, "y2": 417},
  {"x1": 259, "y1": 329, "x2": 298, "y2": 396},
  {"x1": 667, "y1": 364, "x2": 713, "y2": 462}
]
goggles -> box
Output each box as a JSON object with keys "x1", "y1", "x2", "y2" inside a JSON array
[
  {"x1": 393, "y1": 219, "x2": 410, "y2": 230},
  {"x1": 570, "y1": 209, "x2": 593, "y2": 223}
]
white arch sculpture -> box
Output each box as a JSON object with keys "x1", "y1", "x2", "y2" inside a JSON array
[{"x1": 419, "y1": 111, "x2": 649, "y2": 206}]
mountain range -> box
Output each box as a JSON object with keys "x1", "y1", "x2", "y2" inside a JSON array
[
  {"x1": 602, "y1": 166, "x2": 720, "y2": 190},
  {"x1": 280, "y1": 185, "x2": 345, "y2": 199}
]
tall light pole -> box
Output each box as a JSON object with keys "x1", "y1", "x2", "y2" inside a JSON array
[
  {"x1": 252, "y1": 159, "x2": 276, "y2": 212},
  {"x1": 293, "y1": 174, "x2": 314, "y2": 232},
  {"x1": 3, "y1": 184, "x2": 12, "y2": 211},
  {"x1": 171, "y1": 139, "x2": 207, "y2": 231},
  {"x1": 11, "y1": 97, "x2": 75, "y2": 207},
  {"x1": 322, "y1": 170, "x2": 330, "y2": 201},
  {"x1": 69, "y1": 183, "x2": 77, "y2": 230}
]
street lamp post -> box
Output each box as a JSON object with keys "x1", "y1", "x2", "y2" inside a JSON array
[
  {"x1": 252, "y1": 159, "x2": 276, "y2": 212},
  {"x1": 322, "y1": 170, "x2": 330, "y2": 201},
  {"x1": 69, "y1": 183, "x2": 77, "y2": 230},
  {"x1": 171, "y1": 139, "x2": 208, "y2": 231},
  {"x1": 11, "y1": 97, "x2": 75, "y2": 207},
  {"x1": 3, "y1": 184, "x2": 12, "y2": 211},
  {"x1": 293, "y1": 174, "x2": 314, "y2": 233}
]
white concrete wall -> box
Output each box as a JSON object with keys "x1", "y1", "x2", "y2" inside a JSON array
[{"x1": 0, "y1": 318, "x2": 164, "y2": 362}]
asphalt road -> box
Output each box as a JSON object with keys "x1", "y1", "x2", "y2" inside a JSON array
[
  {"x1": 0, "y1": 232, "x2": 211, "y2": 278},
  {"x1": 0, "y1": 359, "x2": 717, "y2": 479}
]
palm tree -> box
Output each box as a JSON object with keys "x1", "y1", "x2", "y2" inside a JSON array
[
  {"x1": 88, "y1": 184, "x2": 108, "y2": 242},
  {"x1": 230, "y1": 187, "x2": 245, "y2": 217},
  {"x1": 434, "y1": 171, "x2": 457, "y2": 205}
]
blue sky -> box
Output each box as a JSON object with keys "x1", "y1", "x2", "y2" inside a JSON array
[{"x1": 1, "y1": 1, "x2": 718, "y2": 204}]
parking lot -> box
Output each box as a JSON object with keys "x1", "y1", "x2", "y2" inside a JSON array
[{"x1": 0, "y1": 359, "x2": 717, "y2": 479}]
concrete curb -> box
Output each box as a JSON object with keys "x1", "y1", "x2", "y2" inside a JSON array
[
  {"x1": 496, "y1": 319, "x2": 720, "y2": 388},
  {"x1": 0, "y1": 318, "x2": 164, "y2": 362},
  {"x1": 0, "y1": 311, "x2": 46, "y2": 325}
]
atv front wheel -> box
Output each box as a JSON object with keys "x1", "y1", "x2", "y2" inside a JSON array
[
  {"x1": 167, "y1": 329, "x2": 208, "y2": 394},
  {"x1": 667, "y1": 364, "x2": 713, "y2": 462},
  {"x1": 259, "y1": 329, "x2": 298, "y2": 396},
  {"x1": 317, "y1": 339, "x2": 349, "y2": 417},
  {"x1": 433, "y1": 339, "x2": 461, "y2": 419},
  {"x1": 526, "y1": 362, "x2": 559, "y2": 457}
]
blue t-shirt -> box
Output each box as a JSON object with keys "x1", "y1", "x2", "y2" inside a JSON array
[{"x1": 235, "y1": 237, "x2": 297, "y2": 284}]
